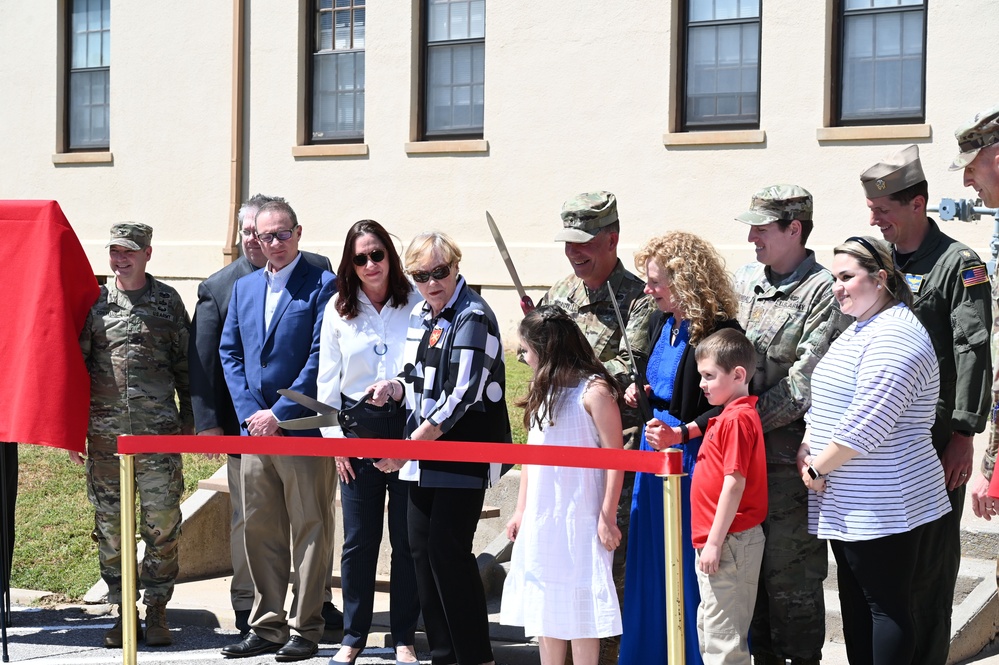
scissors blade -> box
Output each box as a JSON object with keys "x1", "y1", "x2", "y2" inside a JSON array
[
  {"x1": 277, "y1": 414, "x2": 340, "y2": 430},
  {"x1": 277, "y1": 388, "x2": 337, "y2": 415},
  {"x1": 486, "y1": 211, "x2": 529, "y2": 300}
]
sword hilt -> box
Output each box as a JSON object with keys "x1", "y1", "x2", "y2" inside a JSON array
[{"x1": 630, "y1": 370, "x2": 653, "y2": 424}]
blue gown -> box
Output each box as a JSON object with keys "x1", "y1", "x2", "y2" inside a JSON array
[{"x1": 619, "y1": 317, "x2": 703, "y2": 665}]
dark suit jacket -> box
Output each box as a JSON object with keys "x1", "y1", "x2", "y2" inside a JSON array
[
  {"x1": 189, "y1": 251, "x2": 331, "y2": 435},
  {"x1": 219, "y1": 255, "x2": 336, "y2": 438}
]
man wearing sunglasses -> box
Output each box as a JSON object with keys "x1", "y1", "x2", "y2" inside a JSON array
[
  {"x1": 188, "y1": 194, "x2": 337, "y2": 639},
  {"x1": 538, "y1": 191, "x2": 652, "y2": 665},
  {"x1": 220, "y1": 200, "x2": 337, "y2": 661}
]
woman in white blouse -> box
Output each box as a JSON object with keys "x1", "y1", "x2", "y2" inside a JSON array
[
  {"x1": 799, "y1": 236, "x2": 949, "y2": 665},
  {"x1": 317, "y1": 220, "x2": 422, "y2": 665}
]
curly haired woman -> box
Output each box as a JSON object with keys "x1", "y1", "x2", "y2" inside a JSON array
[{"x1": 619, "y1": 231, "x2": 742, "y2": 665}]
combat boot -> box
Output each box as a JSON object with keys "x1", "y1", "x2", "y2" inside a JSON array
[
  {"x1": 104, "y1": 605, "x2": 143, "y2": 648},
  {"x1": 144, "y1": 604, "x2": 173, "y2": 647}
]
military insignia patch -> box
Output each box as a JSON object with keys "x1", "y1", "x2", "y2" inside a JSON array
[
  {"x1": 428, "y1": 327, "x2": 443, "y2": 347},
  {"x1": 961, "y1": 249, "x2": 973, "y2": 258},
  {"x1": 962, "y1": 264, "x2": 989, "y2": 287},
  {"x1": 904, "y1": 273, "x2": 924, "y2": 294},
  {"x1": 876, "y1": 179, "x2": 886, "y2": 191}
]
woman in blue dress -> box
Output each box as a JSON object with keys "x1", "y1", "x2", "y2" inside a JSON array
[{"x1": 619, "y1": 232, "x2": 741, "y2": 665}]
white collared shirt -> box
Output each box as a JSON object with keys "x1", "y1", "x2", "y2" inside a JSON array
[{"x1": 263, "y1": 252, "x2": 303, "y2": 331}]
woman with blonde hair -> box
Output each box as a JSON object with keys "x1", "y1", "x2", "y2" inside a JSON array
[{"x1": 619, "y1": 231, "x2": 742, "y2": 665}]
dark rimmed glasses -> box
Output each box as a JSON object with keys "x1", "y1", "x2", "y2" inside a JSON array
[
  {"x1": 353, "y1": 249, "x2": 386, "y2": 266},
  {"x1": 409, "y1": 264, "x2": 452, "y2": 283},
  {"x1": 255, "y1": 225, "x2": 297, "y2": 244}
]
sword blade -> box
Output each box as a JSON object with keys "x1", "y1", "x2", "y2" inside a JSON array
[{"x1": 486, "y1": 211, "x2": 529, "y2": 300}]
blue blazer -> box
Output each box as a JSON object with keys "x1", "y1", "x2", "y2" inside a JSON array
[{"x1": 220, "y1": 256, "x2": 336, "y2": 437}]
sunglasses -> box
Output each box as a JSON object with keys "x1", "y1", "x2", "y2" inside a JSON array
[
  {"x1": 409, "y1": 264, "x2": 452, "y2": 284},
  {"x1": 352, "y1": 249, "x2": 386, "y2": 266},
  {"x1": 255, "y1": 225, "x2": 297, "y2": 244}
]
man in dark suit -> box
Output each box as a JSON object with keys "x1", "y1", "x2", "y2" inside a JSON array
[
  {"x1": 218, "y1": 200, "x2": 336, "y2": 662},
  {"x1": 188, "y1": 194, "x2": 339, "y2": 637}
]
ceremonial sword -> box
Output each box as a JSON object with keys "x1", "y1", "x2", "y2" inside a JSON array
[
  {"x1": 486, "y1": 211, "x2": 535, "y2": 315},
  {"x1": 606, "y1": 280, "x2": 653, "y2": 424}
]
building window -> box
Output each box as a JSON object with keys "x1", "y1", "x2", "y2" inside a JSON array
[
  {"x1": 423, "y1": 0, "x2": 485, "y2": 139},
  {"x1": 681, "y1": 0, "x2": 761, "y2": 131},
  {"x1": 312, "y1": 0, "x2": 365, "y2": 142},
  {"x1": 836, "y1": 0, "x2": 926, "y2": 125},
  {"x1": 68, "y1": 0, "x2": 110, "y2": 150}
]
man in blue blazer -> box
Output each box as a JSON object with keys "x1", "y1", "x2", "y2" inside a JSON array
[
  {"x1": 188, "y1": 194, "x2": 338, "y2": 637},
  {"x1": 219, "y1": 200, "x2": 336, "y2": 662}
]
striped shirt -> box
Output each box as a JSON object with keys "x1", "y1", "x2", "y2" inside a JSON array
[
  {"x1": 398, "y1": 276, "x2": 509, "y2": 487},
  {"x1": 805, "y1": 303, "x2": 950, "y2": 541}
]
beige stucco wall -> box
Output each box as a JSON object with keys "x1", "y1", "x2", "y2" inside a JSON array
[{"x1": 2, "y1": 0, "x2": 997, "y2": 341}]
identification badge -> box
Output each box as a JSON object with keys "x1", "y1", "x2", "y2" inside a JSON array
[
  {"x1": 904, "y1": 273, "x2": 924, "y2": 294},
  {"x1": 428, "y1": 327, "x2": 443, "y2": 347}
]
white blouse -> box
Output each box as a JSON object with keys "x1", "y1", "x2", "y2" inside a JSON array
[
  {"x1": 805, "y1": 303, "x2": 950, "y2": 541},
  {"x1": 317, "y1": 286, "x2": 421, "y2": 439}
]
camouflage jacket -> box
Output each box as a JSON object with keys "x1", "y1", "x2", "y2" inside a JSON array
[
  {"x1": 895, "y1": 220, "x2": 992, "y2": 459},
  {"x1": 80, "y1": 274, "x2": 194, "y2": 444},
  {"x1": 540, "y1": 259, "x2": 654, "y2": 448},
  {"x1": 733, "y1": 251, "x2": 849, "y2": 465}
]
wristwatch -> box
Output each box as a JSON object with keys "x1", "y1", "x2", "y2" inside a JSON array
[{"x1": 807, "y1": 464, "x2": 826, "y2": 481}]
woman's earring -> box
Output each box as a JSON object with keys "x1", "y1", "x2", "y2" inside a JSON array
[{"x1": 877, "y1": 284, "x2": 882, "y2": 290}]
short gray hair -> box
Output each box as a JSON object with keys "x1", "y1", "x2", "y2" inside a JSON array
[{"x1": 237, "y1": 193, "x2": 286, "y2": 225}]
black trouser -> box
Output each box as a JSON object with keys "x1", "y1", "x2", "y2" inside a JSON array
[
  {"x1": 2, "y1": 442, "x2": 17, "y2": 593},
  {"x1": 908, "y1": 484, "x2": 962, "y2": 665},
  {"x1": 340, "y1": 458, "x2": 419, "y2": 649},
  {"x1": 408, "y1": 484, "x2": 493, "y2": 665},
  {"x1": 831, "y1": 524, "x2": 926, "y2": 665}
]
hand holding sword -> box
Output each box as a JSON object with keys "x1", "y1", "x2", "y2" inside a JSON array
[
  {"x1": 486, "y1": 211, "x2": 535, "y2": 315},
  {"x1": 606, "y1": 279, "x2": 654, "y2": 424}
]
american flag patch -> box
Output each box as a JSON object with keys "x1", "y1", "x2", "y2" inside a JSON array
[{"x1": 962, "y1": 264, "x2": 989, "y2": 287}]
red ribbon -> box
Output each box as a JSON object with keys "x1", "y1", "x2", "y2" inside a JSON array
[{"x1": 119, "y1": 435, "x2": 682, "y2": 476}]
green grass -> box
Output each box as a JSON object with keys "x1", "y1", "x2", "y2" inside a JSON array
[{"x1": 12, "y1": 352, "x2": 532, "y2": 601}]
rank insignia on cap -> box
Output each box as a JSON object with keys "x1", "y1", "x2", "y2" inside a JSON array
[
  {"x1": 876, "y1": 179, "x2": 886, "y2": 191},
  {"x1": 905, "y1": 273, "x2": 924, "y2": 294},
  {"x1": 429, "y1": 327, "x2": 443, "y2": 347},
  {"x1": 962, "y1": 265, "x2": 989, "y2": 287}
]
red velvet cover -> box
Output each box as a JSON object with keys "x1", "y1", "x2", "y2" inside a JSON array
[{"x1": 0, "y1": 200, "x2": 99, "y2": 452}]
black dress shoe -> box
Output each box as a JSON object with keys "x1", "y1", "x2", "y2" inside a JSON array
[
  {"x1": 275, "y1": 635, "x2": 319, "y2": 662},
  {"x1": 221, "y1": 633, "x2": 283, "y2": 658},
  {"x1": 322, "y1": 601, "x2": 344, "y2": 630}
]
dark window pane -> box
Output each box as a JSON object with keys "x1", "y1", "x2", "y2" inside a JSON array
[
  {"x1": 312, "y1": 51, "x2": 365, "y2": 140},
  {"x1": 684, "y1": 13, "x2": 759, "y2": 128}
]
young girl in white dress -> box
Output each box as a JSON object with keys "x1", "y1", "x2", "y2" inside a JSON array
[{"x1": 500, "y1": 305, "x2": 625, "y2": 665}]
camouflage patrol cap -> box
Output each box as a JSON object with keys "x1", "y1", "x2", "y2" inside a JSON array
[
  {"x1": 860, "y1": 144, "x2": 925, "y2": 199},
  {"x1": 106, "y1": 222, "x2": 153, "y2": 250},
  {"x1": 949, "y1": 103, "x2": 999, "y2": 170},
  {"x1": 735, "y1": 184, "x2": 813, "y2": 225},
  {"x1": 555, "y1": 191, "x2": 619, "y2": 242}
]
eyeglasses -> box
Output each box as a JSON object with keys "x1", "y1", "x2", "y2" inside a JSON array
[
  {"x1": 352, "y1": 249, "x2": 386, "y2": 267},
  {"x1": 255, "y1": 225, "x2": 297, "y2": 244},
  {"x1": 409, "y1": 264, "x2": 452, "y2": 283}
]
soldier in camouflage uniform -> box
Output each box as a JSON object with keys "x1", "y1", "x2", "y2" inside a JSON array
[
  {"x1": 861, "y1": 146, "x2": 992, "y2": 665},
  {"x1": 538, "y1": 191, "x2": 652, "y2": 665},
  {"x1": 732, "y1": 186, "x2": 848, "y2": 665},
  {"x1": 949, "y1": 104, "x2": 999, "y2": 520},
  {"x1": 73, "y1": 223, "x2": 193, "y2": 649}
]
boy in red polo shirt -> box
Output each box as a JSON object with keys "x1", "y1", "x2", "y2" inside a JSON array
[{"x1": 690, "y1": 328, "x2": 768, "y2": 664}]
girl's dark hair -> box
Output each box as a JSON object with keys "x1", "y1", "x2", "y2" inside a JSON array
[
  {"x1": 335, "y1": 220, "x2": 411, "y2": 319},
  {"x1": 516, "y1": 305, "x2": 619, "y2": 430}
]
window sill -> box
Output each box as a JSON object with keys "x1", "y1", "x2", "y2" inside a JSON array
[
  {"x1": 662, "y1": 130, "x2": 766, "y2": 146},
  {"x1": 404, "y1": 139, "x2": 488, "y2": 154},
  {"x1": 816, "y1": 124, "x2": 931, "y2": 142},
  {"x1": 52, "y1": 152, "x2": 113, "y2": 165},
  {"x1": 292, "y1": 144, "x2": 368, "y2": 158}
]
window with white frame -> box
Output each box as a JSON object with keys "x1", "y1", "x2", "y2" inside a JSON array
[
  {"x1": 424, "y1": 0, "x2": 485, "y2": 138},
  {"x1": 682, "y1": 0, "x2": 761, "y2": 130},
  {"x1": 312, "y1": 0, "x2": 365, "y2": 142},
  {"x1": 68, "y1": 0, "x2": 110, "y2": 150},
  {"x1": 837, "y1": 0, "x2": 926, "y2": 124}
]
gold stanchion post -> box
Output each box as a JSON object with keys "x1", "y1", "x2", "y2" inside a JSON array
[
  {"x1": 660, "y1": 448, "x2": 686, "y2": 665},
  {"x1": 119, "y1": 453, "x2": 138, "y2": 665}
]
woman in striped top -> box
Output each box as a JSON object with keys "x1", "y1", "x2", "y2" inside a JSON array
[{"x1": 799, "y1": 236, "x2": 950, "y2": 665}]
